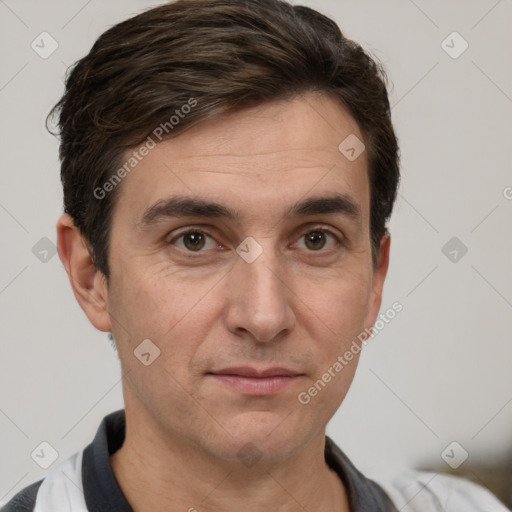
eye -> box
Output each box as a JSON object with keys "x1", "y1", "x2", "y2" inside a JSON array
[
  {"x1": 170, "y1": 230, "x2": 218, "y2": 252},
  {"x1": 295, "y1": 228, "x2": 341, "y2": 252}
]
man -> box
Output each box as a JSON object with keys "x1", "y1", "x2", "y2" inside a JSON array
[{"x1": 3, "y1": 0, "x2": 508, "y2": 510}]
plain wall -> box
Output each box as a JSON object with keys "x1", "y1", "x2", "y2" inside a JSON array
[{"x1": 1, "y1": 0, "x2": 511, "y2": 504}]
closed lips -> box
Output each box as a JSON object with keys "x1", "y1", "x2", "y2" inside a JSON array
[{"x1": 209, "y1": 367, "x2": 303, "y2": 378}]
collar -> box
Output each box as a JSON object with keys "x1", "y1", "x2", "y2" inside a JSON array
[{"x1": 82, "y1": 409, "x2": 397, "y2": 511}]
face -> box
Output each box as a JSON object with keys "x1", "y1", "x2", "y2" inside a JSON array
[{"x1": 89, "y1": 92, "x2": 388, "y2": 463}]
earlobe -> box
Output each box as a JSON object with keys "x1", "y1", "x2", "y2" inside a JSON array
[{"x1": 56, "y1": 214, "x2": 112, "y2": 332}]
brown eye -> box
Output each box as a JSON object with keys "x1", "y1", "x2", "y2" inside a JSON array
[
  {"x1": 296, "y1": 228, "x2": 340, "y2": 252},
  {"x1": 304, "y1": 230, "x2": 327, "y2": 250},
  {"x1": 170, "y1": 230, "x2": 217, "y2": 252},
  {"x1": 183, "y1": 232, "x2": 206, "y2": 251}
]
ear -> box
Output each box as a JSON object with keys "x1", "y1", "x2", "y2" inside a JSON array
[
  {"x1": 363, "y1": 232, "x2": 391, "y2": 333},
  {"x1": 56, "y1": 214, "x2": 112, "y2": 332}
]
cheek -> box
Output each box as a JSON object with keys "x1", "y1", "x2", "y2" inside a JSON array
[
  {"x1": 107, "y1": 267, "x2": 214, "y2": 413},
  {"x1": 293, "y1": 270, "x2": 370, "y2": 412},
  {"x1": 107, "y1": 262, "x2": 231, "y2": 393},
  {"x1": 297, "y1": 266, "x2": 372, "y2": 349},
  {"x1": 109, "y1": 262, "x2": 213, "y2": 340},
  {"x1": 296, "y1": 334, "x2": 362, "y2": 424}
]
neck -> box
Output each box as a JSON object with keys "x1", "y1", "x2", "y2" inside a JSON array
[{"x1": 110, "y1": 411, "x2": 349, "y2": 512}]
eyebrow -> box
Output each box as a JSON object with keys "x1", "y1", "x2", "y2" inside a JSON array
[{"x1": 138, "y1": 193, "x2": 361, "y2": 227}]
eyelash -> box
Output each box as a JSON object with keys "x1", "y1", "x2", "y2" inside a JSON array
[{"x1": 168, "y1": 226, "x2": 343, "y2": 254}]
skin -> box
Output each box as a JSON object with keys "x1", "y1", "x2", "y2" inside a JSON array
[{"x1": 57, "y1": 91, "x2": 390, "y2": 512}]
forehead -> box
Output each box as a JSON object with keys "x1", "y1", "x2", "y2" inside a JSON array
[{"x1": 114, "y1": 92, "x2": 369, "y2": 226}]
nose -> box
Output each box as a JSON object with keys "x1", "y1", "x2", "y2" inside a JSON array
[{"x1": 223, "y1": 240, "x2": 296, "y2": 344}]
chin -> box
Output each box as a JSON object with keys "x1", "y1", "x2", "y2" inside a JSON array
[{"x1": 214, "y1": 411, "x2": 310, "y2": 464}]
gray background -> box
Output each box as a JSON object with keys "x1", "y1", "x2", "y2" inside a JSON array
[{"x1": 1, "y1": 0, "x2": 511, "y2": 504}]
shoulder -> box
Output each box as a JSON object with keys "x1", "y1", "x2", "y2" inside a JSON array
[
  {"x1": 1, "y1": 451, "x2": 85, "y2": 512},
  {"x1": 370, "y1": 468, "x2": 509, "y2": 511},
  {"x1": 1, "y1": 479, "x2": 43, "y2": 512}
]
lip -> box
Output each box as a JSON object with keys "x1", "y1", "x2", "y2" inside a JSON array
[
  {"x1": 211, "y1": 367, "x2": 303, "y2": 378},
  {"x1": 208, "y1": 367, "x2": 304, "y2": 396}
]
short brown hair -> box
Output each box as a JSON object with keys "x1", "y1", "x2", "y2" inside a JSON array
[{"x1": 49, "y1": 0, "x2": 400, "y2": 277}]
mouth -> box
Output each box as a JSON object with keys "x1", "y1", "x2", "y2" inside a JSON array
[{"x1": 207, "y1": 367, "x2": 304, "y2": 396}]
